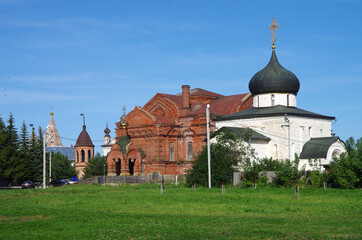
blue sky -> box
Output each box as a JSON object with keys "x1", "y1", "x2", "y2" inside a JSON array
[{"x1": 1, "y1": 0, "x2": 361, "y2": 154}]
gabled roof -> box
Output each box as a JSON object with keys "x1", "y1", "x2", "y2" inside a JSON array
[
  {"x1": 215, "y1": 105, "x2": 335, "y2": 121},
  {"x1": 141, "y1": 88, "x2": 252, "y2": 124},
  {"x1": 299, "y1": 137, "x2": 340, "y2": 159},
  {"x1": 211, "y1": 126, "x2": 270, "y2": 141},
  {"x1": 210, "y1": 93, "x2": 250, "y2": 116},
  {"x1": 176, "y1": 88, "x2": 224, "y2": 98},
  {"x1": 158, "y1": 93, "x2": 183, "y2": 110}
]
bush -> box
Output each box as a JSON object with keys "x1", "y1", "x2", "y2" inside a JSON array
[
  {"x1": 328, "y1": 137, "x2": 361, "y2": 189},
  {"x1": 186, "y1": 128, "x2": 248, "y2": 187},
  {"x1": 309, "y1": 170, "x2": 322, "y2": 187},
  {"x1": 274, "y1": 155, "x2": 305, "y2": 187}
]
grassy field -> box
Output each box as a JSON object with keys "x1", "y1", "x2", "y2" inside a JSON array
[{"x1": 0, "y1": 184, "x2": 361, "y2": 240}]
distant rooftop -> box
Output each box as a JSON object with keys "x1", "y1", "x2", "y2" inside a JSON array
[{"x1": 46, "y1": 146, "x2": 75, "y2": 161}]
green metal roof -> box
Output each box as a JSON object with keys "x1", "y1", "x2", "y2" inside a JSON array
[
  {"x1": 299, "y1": 137, "x2": 339, "y2": 159},
  {"x1": 214, "y1": 105, "x2": 335, "y2": 121},
  {"x1": 212, "y1": 126, "x2": 270, "y2": 141}
]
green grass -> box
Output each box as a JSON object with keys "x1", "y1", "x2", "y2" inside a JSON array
[{"x1": 0, "y1": 184, "x2": 361, "y2": 239}]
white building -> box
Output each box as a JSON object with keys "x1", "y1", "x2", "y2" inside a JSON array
[{"x1": 214, "y1": 44, "x2": 345, "y2": 171}]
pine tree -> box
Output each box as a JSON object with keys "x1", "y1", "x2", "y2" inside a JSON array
[
  {"x1": 2, "y1": 113, "x2": 20, "y2": 182},
  {"x1": 28, "y1": 126, "x2": 42, "y2": 183},
  {"x1": 19, "y1": 121, "x2": 29, "y2": 152},
  {"x1": 83, "y1": 152, "x2": 107, "y2": 178},
  {"x1": 0, "y1": 116, "x2": 7, "y2": 179},
  {"x1": 50, "y1": 152, "x2": 77, "y2": 180},
  {"x1": 17, "y1": 121, "x2": 30, "y2": 181}
]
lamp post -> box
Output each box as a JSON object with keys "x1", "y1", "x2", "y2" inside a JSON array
[
  {"x1": 49, "y1": 152, "x2": 52, "y2": 184},
  {"x1": 206, "y1": 104, "x2": 211, "y2": 188},
  {"x1": 43, "y1": 129, "x2": 46, "y2": 189}
]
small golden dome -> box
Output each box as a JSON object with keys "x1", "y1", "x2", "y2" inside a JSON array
[
  {"x1": 50, "y1": 112, "x2": 54, "y2": 116},
  {"x1": 121, "y1": 120, "x2": 127, "y2": 128}
]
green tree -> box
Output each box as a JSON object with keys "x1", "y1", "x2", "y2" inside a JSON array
[
  {"x1": 243, "y1": 159, "x2": 261, "y2": 188},
  {"x1": 186, "y1": 128, "x2": 249, "y2": 187},
  {"x1": 83, "y1": 152, "x2": 107, "y2": 179},
  {"x1": 1, "y1": 113, "x2": 23, "y2": 182},
  {"x1": 50, "y1": 152, "x2": 77, "y2": 180},
  {"x1": 0, "y1": 116, "x2": 7, "y2": 180},
  {"x1": 328, "y1": 137, "x2": 362, "y2": 189},
  {"x1": 27, "y1": 126, "x2": 42, "y2": 183},
  {"x1": 274, "y1": 154, "x2": 305, "y2": 188}
]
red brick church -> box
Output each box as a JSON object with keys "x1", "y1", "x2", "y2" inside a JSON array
[{"x1": 105, "y1": 85, "x2": 252, "y2": 176}]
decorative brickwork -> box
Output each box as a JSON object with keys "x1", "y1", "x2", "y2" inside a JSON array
[{"x1": 106, "y1": 86, "x2": 252, "y2": 176}]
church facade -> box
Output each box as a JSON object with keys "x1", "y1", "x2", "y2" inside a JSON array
[
  {"x1": 214, "y1": 33, "x2": 345, "y2": 170},
  {"x1": 104, "y1": 85, "x2": 253, "y2": 176}
]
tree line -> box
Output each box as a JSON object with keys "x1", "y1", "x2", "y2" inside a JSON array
[
  {"x1": 187, "y1": 128, "x2": 361, "y2": 189},
  {"x1": 0, "y1": 113, "x2": 107, "y2": 186},
  {"x1": 0, "y1": 113, "x2": 77, "y2": 185}
]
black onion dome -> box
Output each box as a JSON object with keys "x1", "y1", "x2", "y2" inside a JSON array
[
  {"x1": 104, "y1": 126, "x2": 110, "y2": 134},
  {"x1": 249, "y1": 50, "x2": 300, "y2": 95}
]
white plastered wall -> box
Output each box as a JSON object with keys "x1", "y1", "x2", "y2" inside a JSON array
[
  {"x1": 216, "y1": 115, "x2": 333, "y2": 164},
  {"x1": 253, "y1": 93, "x2": 297, "y2": 108}
]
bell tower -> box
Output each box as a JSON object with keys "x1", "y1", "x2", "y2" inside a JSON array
[{"x1": 74, "y1": 114, "x2": 94, "y2": 178}]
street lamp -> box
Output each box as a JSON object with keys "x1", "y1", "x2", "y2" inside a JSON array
[
  {"x1": 43, "y1": 125, "x2": 49, "y2": 189},
  {"x1": 206, "y1": 104, "x2": 211, "y2": 188}
]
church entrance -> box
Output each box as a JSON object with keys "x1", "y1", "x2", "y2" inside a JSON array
[
  {"x1": 116, "y1": 158, "x2": 121, "y2": 176},
  {"x1": 129, "y1": 158, "x2": 135, "y2": 175}
]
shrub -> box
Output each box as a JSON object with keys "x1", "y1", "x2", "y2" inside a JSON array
[
  {"x1": 186, "y1": 128, "x2": 248, "y2": 187},
  {"x1": 274, "y1": 155, "x2": 305, "y2": 187},
  {"x1": 328, "y1": 137, "x2": 361, "y2": 189}
]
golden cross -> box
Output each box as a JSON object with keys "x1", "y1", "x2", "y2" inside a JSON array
[{"x1": 268, "y1": 18, "x2": 279, "y2": 46}]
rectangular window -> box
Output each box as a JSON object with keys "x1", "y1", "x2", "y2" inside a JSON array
[
  {"x1": 187, "y1": 142, "x2": 193, "y2": 161},
  {"x1": 169, "y1": 143, "x2": 175, "y2": 161}
]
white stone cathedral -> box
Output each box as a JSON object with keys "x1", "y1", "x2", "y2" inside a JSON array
[{"x1": 215, "y1": 27, "x2": 345, "y2": 171}]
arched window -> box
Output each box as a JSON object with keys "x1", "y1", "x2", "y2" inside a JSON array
[
  {"x1": 287, "y1": 94, "x2": 289, "y2": 107},
  {"x1": 81, "y1": 150, "x2": 85, "y2": 162},
  {"x1": 76, "y1": 151, "x2": 79, "y2": 162},
  {"x1": 187, "y1": 142, "x2": 193, "y2": 161},
  {"x1": 332, "y1": 150, "x2": 341, "y2": 160},
  {"x1": 271, "y1": 94, "x2": 275, "y2": 106},
  {"x1": 169, "y1": 142, "x2": 175, "y2": 161},
  {"x1": 88, "y1": 150, "x2": 91, "y2": 161},
  {"x1": 273, "y1": 144, "x2": 278, "y2": 160},
  {"x1": 309, "y1": 127, "x2": 312, "y2": 137}
]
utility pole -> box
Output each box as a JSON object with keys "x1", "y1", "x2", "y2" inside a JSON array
[
  {"x1": 43, "y1": 129, "x2": 46, "y2": 189},
  {"x1": 206, "y1": 104, "x2": 211, "y2": 188},
  {"x1": 49, "y1": 152, "x2": 52, "y2": 183}
]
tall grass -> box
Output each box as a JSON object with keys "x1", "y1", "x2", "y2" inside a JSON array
[{"x1": 0, "y1": 184, "x2": 361, "y2": 239}]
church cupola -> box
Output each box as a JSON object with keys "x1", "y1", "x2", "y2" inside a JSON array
[
  {"x1": 249, "y1": 19, "x2": 300, "y2": 108},
  {"x1": 104, "y1": 121, "x2": 111, "y2": 145},
  {"x1": 120, "y1": 105, "x2": 128, "y2": 129}
]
